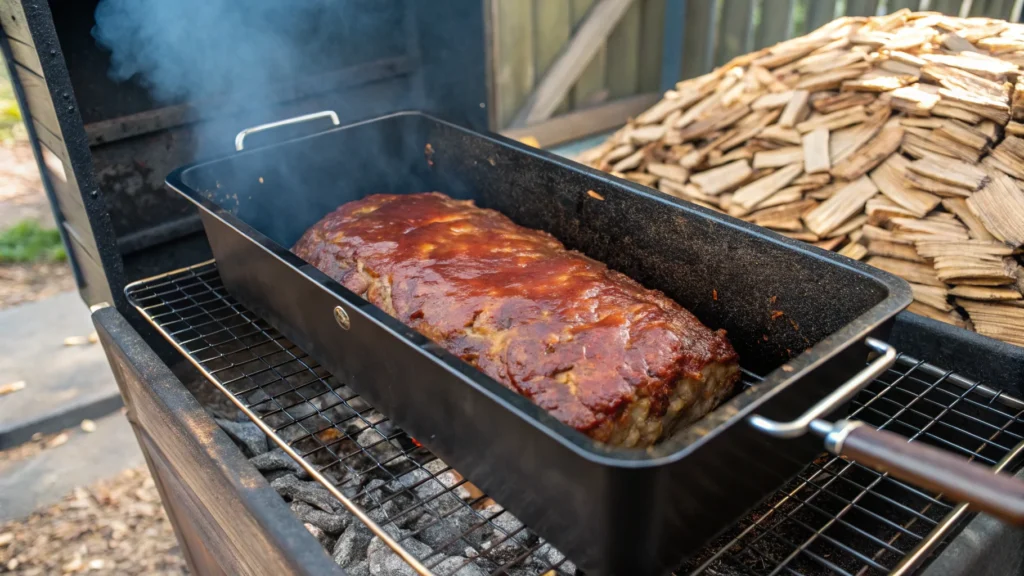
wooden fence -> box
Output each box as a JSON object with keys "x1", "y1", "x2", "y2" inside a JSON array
[{"x1": 490, "y1": 0, "x2": 1024, "y2": 144}]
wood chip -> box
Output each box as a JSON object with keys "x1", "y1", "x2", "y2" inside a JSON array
[
  {"x1": 612, "y1": 149, "x2": 646, "y2": 173},
  {"x1": 903, "y1": 170, "x2": 973, "y2": 197},
  {"x1": 868, "y1": 154, "x2": 940, "y2": 217},
  {"x1": 753, "y1": 147, "x2": 805, "y2": 169},
  {"x1": 758, "y1": 125, "x2": 804, "y2": 145},
  {"x1": 966, "y1": 169, "x2": 1024, "y2": 247},
  {"x1": 778, "y1": 90, "x2": 811, "y2": 127},
  {"x1": 802, "y1": 128, "x2": 830, "y2": 174},
  {"x1": 867, "y1": 256, "x2": 946, "y2": 286},
  {"x1": 906, "y1": 157, "x2": 988, "y2": 191},
  {"x1": 646, "y1": 163, "x2": 689, "y2": 184},
  {"x1": 804, "y1": 176, "x2": 878, "y2": 236},
  {"x1": 689, "y1": 160, "x2": 753, "y2": 195},
  {"x1": 0, "y1": 381, "x2": 26, "y2": 396},
  {"x1": 908, "y1": 301, "x2": 971, "y2": 328},
  {"x1": 830, "y1": 123, "x2": 904, "y2": 180},
  {"x1": 796, "y1": 105, "x2": 869, "y2": 133},
  {"x1": 949, "y1": 286, "x2": 1023, "y2": 301},
  {"x1": 732, "y1": 164, "x2": 805, "y2": 213},
  {"x1": 940, "y1": 198, "x2": 995, "y2": 241},
  {"x1": 839, "y1": 242, "x2": 868, "y2": 260},
  {"x1": 868, "y1": 239, "x2": 927, "y2": 262},
  {"x1": 910, "y1": 283, "x2": 952, "y2": 311}
]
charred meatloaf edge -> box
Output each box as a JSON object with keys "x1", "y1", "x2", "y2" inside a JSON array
[{"x1": 293, "y1": 192, "x2": 740, "y2": 448}]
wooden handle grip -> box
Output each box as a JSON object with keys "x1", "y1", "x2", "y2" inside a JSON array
[{"x1": 838, "y1": 425, "x2": 1024, "y2": 525}]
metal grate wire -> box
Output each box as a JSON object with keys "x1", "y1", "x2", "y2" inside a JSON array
[{"x1": 127, "y1": 261, "x2": 1024, "y2": 576}]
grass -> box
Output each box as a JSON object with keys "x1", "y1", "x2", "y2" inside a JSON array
[{"x1": 0, "y1": 220, "x2": 67, "y2": 263}]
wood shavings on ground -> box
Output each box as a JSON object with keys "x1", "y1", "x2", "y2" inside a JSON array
[{"x1": 0, "y1": 467, "x2": 186, "y2": 575}]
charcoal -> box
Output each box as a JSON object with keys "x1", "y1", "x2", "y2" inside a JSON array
[
  {"x1": 303, "y1": 522, "x2": 332, "y2": 549},
  {"x1": 263, "y1": 469, "x2": 297, "y2": 483},
  {"x1": 482, "y1": 505, "x2": 532, "y2": 545},
  {"x1": 249, "y1": 449, "x2": 304, "y2": 476},
  {"x1": 343, "y1": 561, "x2": 371, "y2": 576},
  {"x1": 333, "y1": 522, "x2": 374, "y2": 567},
  {"x1": 215, "y1": 418, "x2": 268, "y2": 456},
  {"x1": 366, "y1": 531, "x2": 432, "y2": 576},
  {"x1": 290, "y1": 501, "x2": 348, "y2": 535},
  {"x1": 411, "y1": 507, "x2": 490, "y2": 555},
  {"x1": 430, "y1": 555, "x2": 487, "y2": 576},
  {"x1": 271, "y1": 474, "x2": 338, "y2": 513}
]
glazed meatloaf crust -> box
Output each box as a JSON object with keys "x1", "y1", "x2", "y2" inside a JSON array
[{"x1": 293, "y1": 192, "x2": 740, "y2": 447}]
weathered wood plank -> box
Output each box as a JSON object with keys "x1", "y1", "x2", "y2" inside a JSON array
[
  {"x1": 513, "y1": 0, "x2": 636, "y2": 126},
  {"x1": 607, "y1": 0, "x2": 642, "y2": 99},
  {"x1": 681, "y1": 0, "x2": 718, "y2": 79},
  {"x1": 13, "y1": 62, "x2": 63, "y2": 142},
  {"x1": 756, "y1": 0, "x2": 795, "y2": 49},
  {"x1": 492, "y1": 0, "x2": 535, "y2": 128},
  {"x1": 928, "y1": 0, "x2": 966, "y2": 16},
  {"x1": 533, "y1": 0, "x2": 573, "y2": 116},
  {"x1": 805, "y1": 0, "x2": 838, "y2": 33},
  {"x1": 845, "y1": 0, "x2": 880, "y2": 16},
  {"x1": 572, "y1": 0, "x2": 609, "y2": 108},
  {"x1": 639, "y1": 0, "x2": 667, "y2": 92},
  {"x1": 502, "y1": 92, "x2": 658, "y2": 147},
  {"x1": 5, "y1": 35, "x2": 43, "y2": 78},
  {"x1": 715, "y1": 0, "x2": 754, "y2": 66},
  {"x1": 0, "y1": 0, "x2": 33, "y2": 45}
]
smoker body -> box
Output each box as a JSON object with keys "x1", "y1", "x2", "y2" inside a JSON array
[{"x1": 5, "y1": 0, "x2": 1024, "y2": 574}]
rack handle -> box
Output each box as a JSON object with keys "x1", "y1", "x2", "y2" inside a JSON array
[
  {"x1": 748, "y1": 338, "x2": 896, "y2": 439},
  {"x1": 235, "y1": 110, "x2": 340, "y2": 151},
  {"x1": 824, "y1": 421, "x2": 1024, "y2": 525}
]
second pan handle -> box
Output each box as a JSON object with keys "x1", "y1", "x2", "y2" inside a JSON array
[
  {"x1": 235, "y1": 110, "x2": 340, "y2": 151},
  {"x1": 821, "y1": 420, "x2": 1024, "y2": 526}
]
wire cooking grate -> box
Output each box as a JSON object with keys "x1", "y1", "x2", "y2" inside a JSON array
[{"x1": 127, "y1": 261, "x2": 1024, "y2": 576}]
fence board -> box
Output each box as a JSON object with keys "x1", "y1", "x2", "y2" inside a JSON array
[
  {"x1": 639, "y1": 0, "x2": 667, "y2": 92},
  {"x1": 927, "y1": 0, "x2": 966, "y2": 15},
  {"x1": 571, "y1": 0, "x2": 609, "y2": 108},
  {"x1": 716, "y1": 0, "x2": 754, "y2": 65},
  {"x1": 969, "y1": 0, "x2": 1014, "y2": 17},
  {"x1": 845, "y1": 0, "x2": 880, "y2": 16},
  {"x1": 681, "y1": 0, "x2": 718, "y2": 79},
  {"x1": 534, "y1": 0, "x2": 572, "y2": 115},
  {"x1": 756, "y1": 0, "x2": 795, "y2": 49},
  {"x1": 493, "y1": 0, "x2": 535, "y2": 128},
  {"x1": 607, "y1": 0, "x2": 642, "y2": 99},
  {"x1": 887, "y1": 0, "x2": 923, "y2": 12},
  {"x1": 805, "y1": 0, "x2": 837, "y2": 32}
]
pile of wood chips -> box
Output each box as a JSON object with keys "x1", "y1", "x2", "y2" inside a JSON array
[{"x1": 579, "y1": 9, "x2": 1024, "y2": 348}]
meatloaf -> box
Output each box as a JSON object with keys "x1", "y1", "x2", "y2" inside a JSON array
[{"x1": 293, "y1": 192, "x2": 739, "y2": 447}]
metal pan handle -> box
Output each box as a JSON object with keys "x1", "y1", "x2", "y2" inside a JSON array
[
  {"x1": 820, "y1": 420, "x2": 1024, "y2": 525},
  {"x1": 234, "y1": 110, "x2": 340, "y2": 151},
  {"x1": 748, "y1": 337, "x2": 896, "y2": 439}
]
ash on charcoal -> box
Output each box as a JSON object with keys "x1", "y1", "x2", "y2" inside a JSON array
[
  {"x1": 345, "y1": 561, "x2": 371, "y2": 576},
  {"x1": 304, "y1": 522, "x2": 332, "y2": 549},
  {"x1": 290, "y1": 501, "x2": 348, "y2": 535},
  {"x1": 429, "y1": 555, "x2": 488, "y2": 576},
  {"x1": 366, "y1": 530, "x2": 432, "y2": 576},
  {"x1": 333, "y1": 522, "x2": 374, "y2": 567},
  {"x1": 215, "y1": 418, "x2": 268, "y2": 456},
  {"x1": 482, "y1": 505, "x2": 533, "y2": 546},
  {"x1": 250, "y1": 448, "x2": 305, "y2": 476},
  {"x1": 271, "y1": 474, "x2": 338, "y2": 513},
  {"x1": 410, "y1": 507, "x2": 491, "y2": 555}
]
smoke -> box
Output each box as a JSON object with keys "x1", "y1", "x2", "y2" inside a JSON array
[{"x1": 91, "y1": 0, "x2": 404, "y2": 152}]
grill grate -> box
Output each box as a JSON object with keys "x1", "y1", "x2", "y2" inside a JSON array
[{"x1": 127, "y1": 261, "x2": 1024, "y2": 576}]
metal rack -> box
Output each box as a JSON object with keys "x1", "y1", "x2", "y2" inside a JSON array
[{"x1": 126, "y1": 261, "x2": 1024, "y2": 576}]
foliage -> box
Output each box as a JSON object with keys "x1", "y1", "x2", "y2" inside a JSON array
[{"x1": 0, "y1": 220, "x2": 67, "y2": 263}]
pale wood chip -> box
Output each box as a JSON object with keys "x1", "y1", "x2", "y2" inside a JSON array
[
  {"x1": 646, "y1": 163, "x2": 689, "y2": 184},
  {"x1": 839, "y1": 242, "x2": 868, "y2": 260},
  {"x1": 906, "y1": 157, "x2": 988, "y2": 191},
  {"x1": 796, "y1": 105, "x2": 869, "y2": 133},
  {"x1": 909, "y1": 283, "x2": 953, "y2": 311},
  {"x1": 868, "y1": 256, "x2": 946, "y2": 287},
  {"x1": 940, "y1": 198, "x2": 995, "y2": 242},
  {"x1": 868, "y1": 239, "x2": 927, "y2": 262},
  {"x1": 802, "y1": 128, "x2": 830, "y2": 174},
  {"x1": 689, "y1": 160, "x2": 753, "y2": 196},
  {"x1": 868, "y1": 154, "x2": 940, "y2": 217},
  {"x1": 732, "y1": 164, "x2": 805, "y2": 213},
  {"x1": 804, "y1": 175, "x2": 878, "y2": 236},
  {"x1": 966, "y1": 169, "x2": 1024, "y2": 247},
  {"x1": 753, "y1": 147, "x2": 805, "y2": 169},
  {"x1": 830, "y1": 122, "x2": 904, "y2": 180}
]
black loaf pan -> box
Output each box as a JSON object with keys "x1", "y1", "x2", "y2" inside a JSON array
[{"x1": 166, "y1": 111, "x2": 912, "y2": 575}]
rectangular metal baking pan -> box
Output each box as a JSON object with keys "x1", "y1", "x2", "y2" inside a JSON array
[{"x1": 165, "y1": 111, "x2": 912, "y2": 575}]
